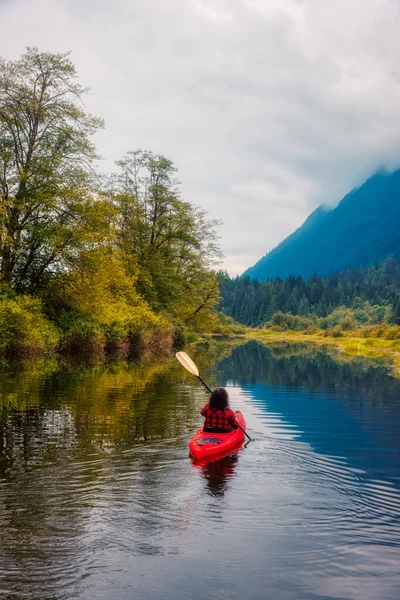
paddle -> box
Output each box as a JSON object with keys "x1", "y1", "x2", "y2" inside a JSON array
[{"x1": 176, "y1": 351, "x2": 251, "y2": 441}]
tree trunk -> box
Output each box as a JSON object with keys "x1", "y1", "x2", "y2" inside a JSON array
[{"x1": 0, "y1": 182, "x2": 25, "y2": 284}]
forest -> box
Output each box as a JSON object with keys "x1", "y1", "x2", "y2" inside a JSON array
[
  {"x1": 219, "y1": 258, "x2": 400, "y2": 330},
  {"x1": 0, "y1": 48, "x2": 223, "y2": 356}
]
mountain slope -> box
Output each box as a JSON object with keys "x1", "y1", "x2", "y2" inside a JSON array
[{"x1": 244, "y1": 170, "x2": 400, "y2": 281}]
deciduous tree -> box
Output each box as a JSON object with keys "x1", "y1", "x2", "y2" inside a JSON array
[
  {"x1": 0, "y1": 47, "x2": 103, "y2": 291},
  {"x1": 112, "y1": 150, "x2": 223, "y2": 325}
]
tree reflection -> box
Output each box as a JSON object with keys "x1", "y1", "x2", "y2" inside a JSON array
[
  {"x1": 217, "y1": 339, "x2": 400, "y2": 404},
  {"x1": 0, "y1": 356, "x2": 200, "y2": 478}
]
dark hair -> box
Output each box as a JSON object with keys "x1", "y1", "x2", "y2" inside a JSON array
[{"x1": 209, "y1": 387, "x2": 229, "y2": 410}]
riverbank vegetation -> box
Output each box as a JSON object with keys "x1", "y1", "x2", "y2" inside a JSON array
[
  {"x1": 0, "y1": 48, "x2": 224, "y2": 357},
  {"x1": 248, "y1": 329, "x2": 400, "y2": 375},
  {"x1": 219, "y1": 269, "x2": 400, "y2": 373}
]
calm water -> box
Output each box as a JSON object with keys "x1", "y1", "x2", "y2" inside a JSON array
[{"x1": 1, "y1": 341, "x2": 400, "y2": 600}]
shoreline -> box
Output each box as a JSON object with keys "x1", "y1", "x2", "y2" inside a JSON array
[
  {"x1": 244, "y1": 329, "x2": 400, "y2": 376},
  {"x1": 1, "y1": 326, "x2": 400, "y2": 378},
  {"x1": 191, "y1": 327, "x2": 400, "y2": 376}
]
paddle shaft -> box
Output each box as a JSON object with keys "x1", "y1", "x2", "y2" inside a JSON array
[
  {"x1": 197, "y1": 375, "x2": 251, "y2": 442},
  {"x1": 198, "y1": 375, "x2": 212, "y2": 393}
]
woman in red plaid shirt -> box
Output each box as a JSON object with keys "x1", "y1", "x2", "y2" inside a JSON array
[{"x1": 201, "y1": 388, "x2": 240, "y2": 433}]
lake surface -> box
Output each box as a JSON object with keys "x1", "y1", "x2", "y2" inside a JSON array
[{"x1": 1, "y1": 341, "x2": 400, "y2": 600}]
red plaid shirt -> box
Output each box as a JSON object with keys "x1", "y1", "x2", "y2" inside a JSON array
[{"x1": 201, "y1": 404, "x2": 239, "y2": 431}]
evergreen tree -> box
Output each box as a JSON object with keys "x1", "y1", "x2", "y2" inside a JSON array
[{"x1": 219, "y1": 259, "x2": 400, "y2": 327}]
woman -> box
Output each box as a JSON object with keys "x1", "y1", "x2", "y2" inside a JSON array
[{"x1": 201, "y1": 388, "x2": 239, "y2": 433}]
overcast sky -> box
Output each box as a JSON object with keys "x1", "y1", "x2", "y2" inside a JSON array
[{"x1": 1, "y1": 0, "x2": 400, "y2": 274}]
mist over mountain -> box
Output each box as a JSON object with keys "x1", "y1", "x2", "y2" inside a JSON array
[{"x1": 244, "y1": 170, "x2": 400, "y2": 281}]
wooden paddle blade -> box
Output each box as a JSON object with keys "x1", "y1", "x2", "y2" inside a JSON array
[{"x1": 175, "y1": 351, "x2": 199, "y2": 376}]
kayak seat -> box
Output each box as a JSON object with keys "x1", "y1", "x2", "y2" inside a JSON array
[{"x1": 196, "y1": 437, "x2": 223, "y2": 445}]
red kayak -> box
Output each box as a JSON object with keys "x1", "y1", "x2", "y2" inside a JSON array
[{"x1": 189, "y1": 411, "x2": 246, "y2": 460}]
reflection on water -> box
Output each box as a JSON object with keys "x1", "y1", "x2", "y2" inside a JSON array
[
  {"x1": 0, "y1": 342, "x2": 400, "y2": 600},
  {"x1": 194, "y1": 453, "x2": 240, "y2": 497},
  {"x1": 0, "y1": 357, "x2": 199, "y2": 478},
  {"x1": 217, "y1": 341, "x2": 400, "y2": 483}
]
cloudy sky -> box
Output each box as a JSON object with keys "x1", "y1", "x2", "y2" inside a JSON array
[{"x1": 1, "y1": 0, "x2": 400, "y2": 274}]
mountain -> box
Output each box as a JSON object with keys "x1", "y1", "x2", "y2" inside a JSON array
[{"x1": 244, "y1": 170, "x2": 400, "y2": 281}]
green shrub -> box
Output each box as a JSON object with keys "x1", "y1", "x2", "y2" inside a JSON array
[
  {"x1": 0, "y1": 296, "x2": 60, "y2": 356},
  {"x1": 54, "y1": 302, "x2": 174, "y2": 357},
  {"x1": 58, "y1": 311, "x2": 106, "y2": 354},
  {"x1": 211, "y1": 312, "x2": 246, "y2": 335},
  {"x1": 267, "y1": 311, "x2": 317, "y2": 332},
  {"x1": 326, "y1": 302, "x2": 392, "y2": 329},
  {"x1": 105, "y1": 321, "x2": 130, "y2": 352},
  {"x1": 128, "y1": 306, "x2": 173, "y2": 355},
  {"x1": 341, "y1": 318, "x2": 354, "y2": 331},
  {"x1": 267, "y1": 303, "x2": 397, "y2": 337}
]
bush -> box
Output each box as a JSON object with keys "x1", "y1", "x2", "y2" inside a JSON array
[
  {"x1": 213, "y1": 312, "x2": 247, "y2": 335},
  {"x1": 266, "y1": 311, "x2": 317, "y2": 332},
  {"x1": 105, "y1": 321, "x2": 130, "y2": 353},
  {"x1": 268, "y1": 303, "x2": 398, "y2": 338},
  {"x1": 0, "y1": 296, "x2": 60, "y2": 356},
  {"x1": 326, "y1": 302, "x2": 392, "y2": 329},
  {"x1": 55, "y1": 305, "x2": 174, "y2": 356},
  {"x1": 58, "y1": 311, "x2": 106, "y2": 354},
  {"x1": 127, "y1": 306, "x2": 173, "y2": 355}
]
